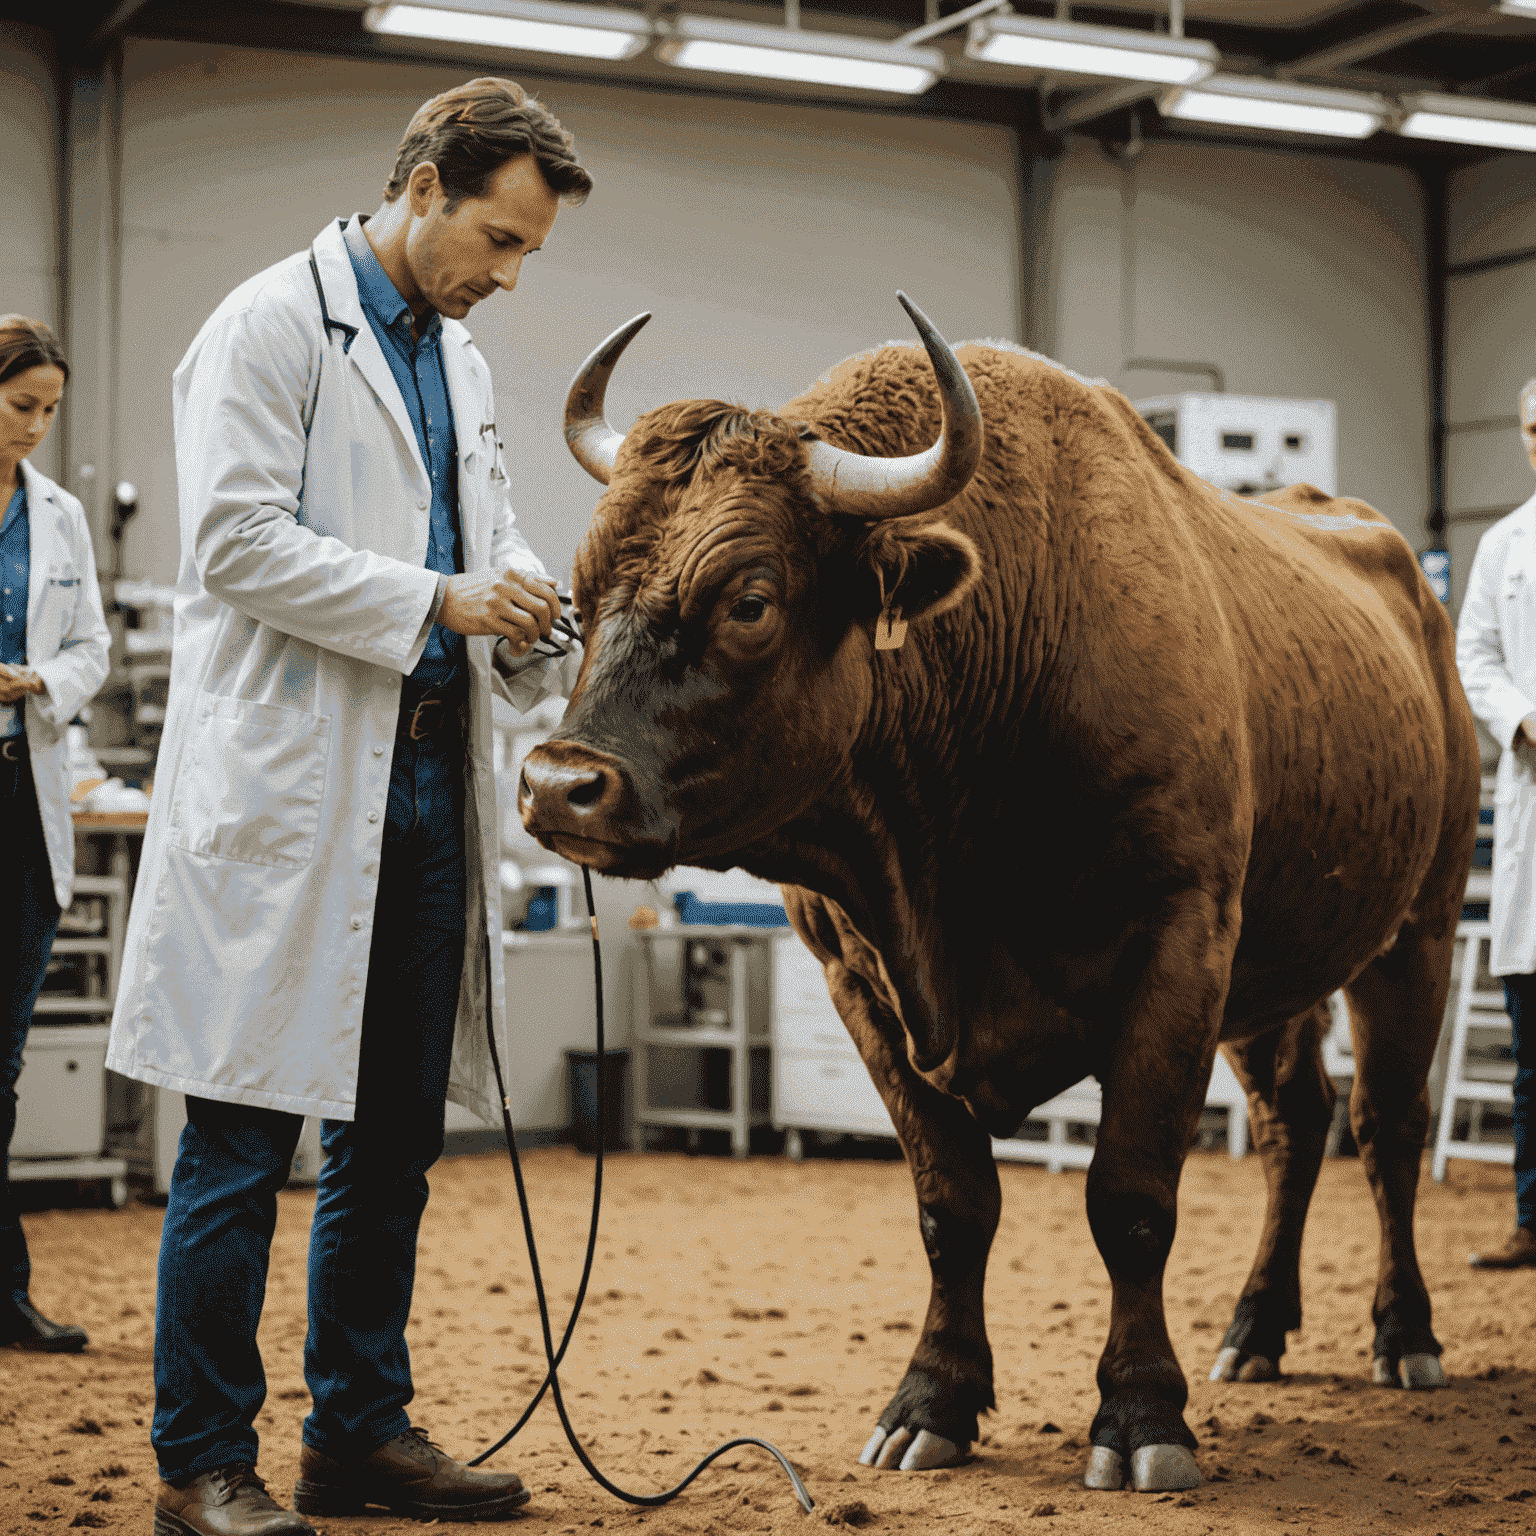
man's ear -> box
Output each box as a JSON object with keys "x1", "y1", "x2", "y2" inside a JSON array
[
  {"x1": 409, "y1": 161, "x2": 443, "y2": 215},
  {"x1": 859, "y1": 520, "x2": 982, "y2": 625}
]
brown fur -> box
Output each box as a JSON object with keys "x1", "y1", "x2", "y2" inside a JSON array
[{"x1": 528, "y1": 339, "x2": 1480, "y2": 1473}]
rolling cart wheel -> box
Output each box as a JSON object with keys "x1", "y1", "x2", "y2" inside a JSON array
[
  {"x1": 785, "y1": 1129, "x2": 805, "y2": 1163},
  {"x1": 105, "y1": 1177, "x2": 129, "y2": 1210}
]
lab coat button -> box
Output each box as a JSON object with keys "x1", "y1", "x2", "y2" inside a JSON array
[
  {"x1": 367, "y1": 810, "x2": 379, "y2": 823},
  {"x1": 351, "y1": 916, "x2": 364, "y2": 931},
  {"x1": 373, "y1": 744, "x2": 385, "y2": 757},
  {"x1": 417, "y1": 499, "x2": 428, "y2": 511}
]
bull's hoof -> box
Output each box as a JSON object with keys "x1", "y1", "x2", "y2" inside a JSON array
[
  {"x1": 1130, "y1": 1445, "x2": 1201, "y2": 1492},
  {"x1": 860, "y1": 1425, "x2": 968, "y2": 1471},
  {"x1": 1083, "y1": 1446, "x2": 1125, "y2": 1490},
  {"x1": 1373, "y1": 1353, "x2": 1446, "y2": 1390},
  {"x1": 1208, "y1": 1345, "x2": 1278, "y2": 1383}
]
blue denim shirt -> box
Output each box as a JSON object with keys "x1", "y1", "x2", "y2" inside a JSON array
[
  {"x1": 341, "y1": 216, "x2": 465, "y2": 691},
  {"x1": 0, "y1": 483, "x2": 27, "y2": 737}
]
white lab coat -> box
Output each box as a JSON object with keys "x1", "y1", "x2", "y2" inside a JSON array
[
  {"x1": 1457, "y1": 490, "x2": 1536, "y2": 976},
  {"x1": 106, "y1": 217, "x2": 578, "y2": 1123},
  {"x1": 10, "y1": 461, "x2": 111, "y2": 909}
]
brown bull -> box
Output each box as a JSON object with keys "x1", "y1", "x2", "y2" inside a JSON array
[{"x1": 520, "y1": 299, "x2": 1479, "y2": 1494}]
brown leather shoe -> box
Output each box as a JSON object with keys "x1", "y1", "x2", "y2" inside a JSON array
[
  {"x1": 154, "y1": 1465, "x2": 315, "y2": 1536},
  {"x1": 1469, "y1": 1224, "x2": 1536, "y2": 1269},
  {"x1": 293, "y1": 1426, "x2": 530, "y2": 1521}
]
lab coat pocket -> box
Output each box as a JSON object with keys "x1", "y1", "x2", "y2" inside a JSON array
[
  {"x1": 33, "y1": 569, "x2": 80, "y2": 658},
  {"x1": 167, "y1": 692, "x2": 332, "y2": 868}
]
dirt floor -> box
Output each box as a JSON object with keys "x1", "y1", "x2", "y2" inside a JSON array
[{"x1": 4, "y1": 1145, "x2": 1533, "y2": 1536}]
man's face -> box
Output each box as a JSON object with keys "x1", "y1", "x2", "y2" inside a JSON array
[
  {"x1": 405, "y1": 153, "x2": 561, "y2": 321},
  {"x1": 1521, "y1": 383, "x2": 1536, "y2": 477}
]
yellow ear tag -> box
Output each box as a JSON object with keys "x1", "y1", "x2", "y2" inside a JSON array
[{"x1": 875, "y1": 609, "x2": 908, "y2": 650}]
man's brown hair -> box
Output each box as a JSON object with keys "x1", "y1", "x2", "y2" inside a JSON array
[
  {"x1": 385, "y1": 77, "x2": 592, "y2": 210},
  {"x1": 0, "y1": 315, "x2": 68, "y2": 386}
]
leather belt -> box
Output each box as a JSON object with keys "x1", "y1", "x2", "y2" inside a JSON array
[
  {"x1": 397, "y1": 687, "x2": 467, "y2": 743},
  {"x1": 0, "y1": 735, "x2": 25, "y2": 762}
]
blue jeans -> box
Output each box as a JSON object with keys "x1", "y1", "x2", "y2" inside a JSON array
[
  {"x1": 2, "y1": 744, "x2": 61, "y2": 1306},
  {"x1": 152, "y1": 726, "x2": 467, "y2": 1482},
  {"x1": 1500, "y1": 974, "x2": 1536, "y2": 1232}
]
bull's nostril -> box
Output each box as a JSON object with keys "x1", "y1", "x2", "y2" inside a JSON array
[{"x1": 566, "y1": 774, "x2": 607, "y2": 807}]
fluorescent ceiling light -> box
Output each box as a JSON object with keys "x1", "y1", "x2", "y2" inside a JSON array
[
  {"x1": 1397, "y1": 92, "x2": 1536, "y2": 152},
  {"x1": 657, "y1": 17, "x2": 944, "y2": 95},
  {"x1": 1498, "y1": 3, "x2": 1536, "y2": 17},
  {"x1": 965, "y1": 15, "x2": 1216, "y2": 86},
  {"x1": 1162, "y1": 75, "x2": 1387, "y2": 139},
  {"x1": 364, "y1": 1, "x2": 649, "y2": 62}
]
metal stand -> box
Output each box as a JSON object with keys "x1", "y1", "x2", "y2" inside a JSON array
[
  {"x1": 632, "y1": 927, "x2": 773, "y2": 1157},
  {"x1": 10, "y1": 820, "x2": 139, "y2": 1204},
  {"x1": 1432, "y1": 920, "x2": 1516, "y2": 1181}
]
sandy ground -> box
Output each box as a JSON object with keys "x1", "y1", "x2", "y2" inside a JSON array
[{"x1": 4, "y1": 1145, "x2": 1533, "y2": 1536}]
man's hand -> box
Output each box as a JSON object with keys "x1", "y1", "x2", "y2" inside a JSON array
[
  {"x1": 1518, "y1": 715, "x2": 1536, "y2": 750},
  {"x1": 437, "y1": 570, "x2": 560, "y2": 656},
  {"x1": 0, "y1": 663, "x2": 45, "y2": 705}
]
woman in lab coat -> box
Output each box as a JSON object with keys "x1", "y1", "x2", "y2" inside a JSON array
[
  {"x1": 0, "y1": 315, "x2": 112, "y2": 1350},
  {"x1": 1455, "y1": 375, "x2": 1536, "y2": 1271}
]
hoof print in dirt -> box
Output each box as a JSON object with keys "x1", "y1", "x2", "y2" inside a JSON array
[
  {"x1": 1373, "y1": 1352, "x2": 1447, "y2": 1390},
  {"x1": 1083, "y1": 1444, "x2": 1200, "y2": 1493},
  {"x1": 860, "y1": 1425, "x2": 968, "y2": 1471},
  {"x1": 1209, "y1": 1345, "x2": 1278, "y2": 1383},
  {"x1": 822, "y1": 1498, "x2": 876, "y2": 1527}
]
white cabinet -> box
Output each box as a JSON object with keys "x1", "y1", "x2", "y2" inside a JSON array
[
  {"x1": 12, "y1": 1025, "x2": 112, "y2": 1160},
  {"x1": 770, "y1": 932, "x2": 893, "y2": 1144}
]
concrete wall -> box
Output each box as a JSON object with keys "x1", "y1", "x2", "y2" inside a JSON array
[
  {"x1": 1444, "y1": 152, "x2": 1536, "y2": 620},
  {"x1": 112, "y1": 40, "x2": 1022, "y2": 587},
  {"x1": 0, "y1": 22, "x2": 63, "y2": 484},
  {"x1": 1045, "y1": 136, "x2": 1431, "y2": 550}
]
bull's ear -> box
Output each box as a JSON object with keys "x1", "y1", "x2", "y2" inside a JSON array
[{"x1": 859, "y1": 520, "x2": 982, "y2": 626}]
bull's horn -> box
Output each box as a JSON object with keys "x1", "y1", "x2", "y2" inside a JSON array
[
  {"x1": 805, "y1": 292, "x2": 983, "y2": 519},
  {"x1": 564, "y1": 312, "x2": 652, "y2": 485}
]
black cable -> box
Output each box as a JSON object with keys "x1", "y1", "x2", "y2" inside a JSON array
[{"x1": 471, "y1": 865, "x2": 815, "y2": 1513}]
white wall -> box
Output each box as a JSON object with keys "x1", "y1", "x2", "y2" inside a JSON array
[
  {"x1": 112, "y1": 40, "x2": 1022, "y2": 587},
  {"x1": 1045, "y1": 136, "x2": 1430, "y2": 549},
  {"x1": 1445, "y1": 152, "x2": 1536, "y2": 620},
  {"x1": 0, "y1": 22, "x2": 63, "y2": 484}
]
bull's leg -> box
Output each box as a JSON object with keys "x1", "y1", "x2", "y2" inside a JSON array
[
  {"x1": 824, "y1": 965, "x2": 1001, "y2": 1474},
  {"x1": 1084, "y1": 893, "x2": 1235, "y2": 1494},
  {"x1": 1209, "y1": 1003, "x2": 1336, "y2": 1383},
  {"x1": 1343, "y1": 918, "x2": 1455, "y2": 1391}
]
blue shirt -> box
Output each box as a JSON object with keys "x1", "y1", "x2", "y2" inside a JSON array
[
  {"x1": 341, "y1": 215, "x2": 465, "y2": 691},
  {"x1": 1, "y1": 484, "x2": 28, "y2": 737}
]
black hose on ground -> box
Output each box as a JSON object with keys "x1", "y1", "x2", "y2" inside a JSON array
[{"x1": 469, "y1": 865, "x2": 815, "y2": 1514}]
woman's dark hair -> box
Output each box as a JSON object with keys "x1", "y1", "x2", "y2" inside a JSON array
[
  {"x1": 384, "y1": 77, "x2": 592, "y2": 210},
  {"x1": 0, "y1": 315, "x2": 69, "y2": 386}
]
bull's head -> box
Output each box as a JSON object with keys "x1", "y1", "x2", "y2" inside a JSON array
[{"x1": 519, "y1": 296, "x2": 984, "y2": 879}]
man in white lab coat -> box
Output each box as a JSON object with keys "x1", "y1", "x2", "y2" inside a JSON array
[
  {"x1": 1455, "y1": 375, "x2": 1536, "y2": 1274},
  {"x1": 107, "y1": 79, "x2": 587, "y2": 1535}
]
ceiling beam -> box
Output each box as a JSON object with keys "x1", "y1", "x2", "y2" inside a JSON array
[
  {"x1": 91, "y1": 0, "x2": 156, "y2": 46},
  {"x1": 1274, "y1": 3, "x2": 1500, "y2": 79},
  {"x1": 1046, "y1": 78, "x2": 1160, "y2": 132}
]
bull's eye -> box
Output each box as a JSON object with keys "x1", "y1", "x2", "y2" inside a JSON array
[{"x1": 729, "y1": 594, "x2": 768, "y2": 624}]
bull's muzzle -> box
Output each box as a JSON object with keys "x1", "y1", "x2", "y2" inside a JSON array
[{"x1": 519, "y1": 740, "x2": 645, "y2": 872}]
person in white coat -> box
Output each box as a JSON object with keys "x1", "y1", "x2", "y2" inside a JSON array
[
  {"x1": 0, "y1": 315, "x2": 111, "y2": 1352},
  {"x1": 1455, "y1": 373, "x2": 1536, "y2": 1273},
  {"x1": 106, "y1": 80, "x2": 589, "y2": 1536}
]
